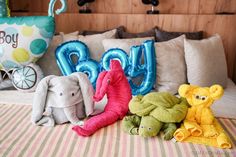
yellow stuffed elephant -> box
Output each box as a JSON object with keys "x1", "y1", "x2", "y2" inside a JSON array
[{"x1": 174, "y1": 84, "x2": 232, "y2": 149}]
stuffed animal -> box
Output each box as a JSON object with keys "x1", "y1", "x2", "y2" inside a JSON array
[
  {"x1": 174, "y1": 84, "x2": 232, "y2": 149},
  {"x1": 122, "y1": 92, "x2": 189, "y2": 140},
  {"x1": 31, "y1": 72, "x2": 94, "y2": 127},
  {"x1": 72, "y1": 60, "x2": 132, "y2": 136}
]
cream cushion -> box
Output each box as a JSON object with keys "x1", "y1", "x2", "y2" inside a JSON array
[
  {"x1": 211, "y1": 79, "x2": 236, "y2": 119},
  {"x1": 60, "y1": 31, "x2": 79, "y2": 42},
  {"x1": 38, "y1": 35, "x2": 62, "y2": 76},
  {"x1": 61, "y1": 29, "x2": 117, "y2": 61},
  {"x1": 102, "y1": 37, "x2": 154, "y2": 54},
  {"x1": 154, "y1": 35, "x2": 186, "y2": 94},
  {"x1": 184, "y1": 34, "x2": 228, "y2": 88}
]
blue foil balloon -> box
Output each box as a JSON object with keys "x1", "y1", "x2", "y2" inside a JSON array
[
  {"x1": 128, "y1": 45, "x2": 144, "y2": 77},
  {"x1": 55, "y1": 40, "x2": 101, "y2": 87},
  {"x1": 100, "y1": 48, "x2": 129, "y2": 74},
  {"x1": 129, "y1": 40, "x2": 156, "y2": 95},
  {"x1": 76, "y1": 60, "x2": 101, "y2": 87}
]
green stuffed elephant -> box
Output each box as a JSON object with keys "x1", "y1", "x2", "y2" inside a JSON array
[{"x1": 122, "y1": 92, "x2": 189, "y2": 140}]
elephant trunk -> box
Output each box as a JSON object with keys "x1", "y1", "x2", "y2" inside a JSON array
[{"x1": 64, "y1": 106, "x2": 81, "y2": 125}]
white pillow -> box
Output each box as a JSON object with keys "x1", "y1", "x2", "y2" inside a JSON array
[
  {"x1": 211, "y1": 79, "x2": 236, "y2": 119},
  {"x1": 38, "y1": 35, "x2": 63, "y2": 76},
  {"x1": 78, "y1": 29, "x2": 117, "y2": 61},
  {"x1": 184, "y1": 34, "x2": 228, "y2": 88},
  {"x1": 60, "y1": 29, "x2": 117, "y2": 61},
  {"x1": 154, "y1": 35, "x2": 186, "y2": 94},
  {"x1": 62, "y1": 29, "x2": 117, "y2": 61},
  {"x1": 60, "y1": 31, "x2": 79, "y2": 42},
  {"x1": 102, "y1": 37, "x2": 154, "y2": 54}
]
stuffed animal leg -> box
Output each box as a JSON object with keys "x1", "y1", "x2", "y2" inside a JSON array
[
  {"x1": 122, "y1": 115, "x2": 141, "y2": 135},
  {"x1": 217, "y1": 133, "x2": 232, "y2": 149},
  {"x1": 162, "y1": 123, "x2": 177, "y2": 140},
  {"x1": 183, "y1": 120, "x2": 203, "y2": 136},
  {"x1": 174, "y1": 127, "x2": 191, "y2": 141}
]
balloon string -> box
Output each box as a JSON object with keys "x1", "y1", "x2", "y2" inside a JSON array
[{"x1": 48, "y1": 0, "x2": 68, "y2": 17}]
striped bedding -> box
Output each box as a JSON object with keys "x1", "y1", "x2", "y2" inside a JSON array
[{"x1": 0, "y1": 104, "x2": 236, "y2": 157}]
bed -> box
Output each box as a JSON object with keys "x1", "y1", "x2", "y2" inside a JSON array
[
  {"x1": 0, "y1": 104, "x2": 236, "y2": 157},
  {"x1": 0, "y1": 105, "x2": 236, "y2": 157}
]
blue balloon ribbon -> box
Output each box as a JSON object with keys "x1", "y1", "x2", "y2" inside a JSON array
[{"x1": 48, "y1": 0, "x2": 68, "y2": 17}]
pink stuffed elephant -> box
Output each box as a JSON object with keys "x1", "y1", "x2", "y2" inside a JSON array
[{"x1": 73, "y1": 60, "x2": 132, "y2": 136}]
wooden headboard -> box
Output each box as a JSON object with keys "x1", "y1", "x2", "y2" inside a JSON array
[{"x1": 10, "y1": 0, "x2": 236, "y2": 83}]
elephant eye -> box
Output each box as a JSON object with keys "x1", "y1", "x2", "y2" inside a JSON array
[
  {"x1": 201, "y1": 96, "x2": 207, "y2": 100},
  {"x1": 72, "y1": 93, "x2": 75, "y2": 96},
  {"x1": 60, "y1": 93, "x2": 63, "y2": 96},
  {"x1": 195, "y1": 95, "x2": 200, "y2": 99}
]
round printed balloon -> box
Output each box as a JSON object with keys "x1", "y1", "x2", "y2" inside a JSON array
[
  {"x1": 11, "y1": 63, "x2": 44, "y2": 92},
  {"x1": 0, "y1": 16, "x2": 55, "y2": 70}
]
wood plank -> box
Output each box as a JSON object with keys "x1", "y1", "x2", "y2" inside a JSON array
[
  {"x1": 9, "y1": 0, "x2": 29, "y2": 12},
  {"x1": 9, "y1": 0, "x2": 236, "y2": 14},
  {"x1": 234, "y1": 60, "x2": 236, "y2": 82}
]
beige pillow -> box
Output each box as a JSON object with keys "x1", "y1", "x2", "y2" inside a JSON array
[
  {"x1": 155, "y1": 35, "x2": 187, "y2": 94},
  {"x1": 60, "y1": 31, "x2": 79, "y2": 42},
  {"x1": 78, "y1": 29, "x2": 117, "y2": 61},
  {"x1": 61, "y1": 29, "x2": 117, "y2": 61},
  {"x1": 38, "y1": 35, "x2": 62, "y2": 76},
  {"x1": 102, "y1": 37, "x2": 154, "y2": 55},
  {"x1": 184, "y1": 34, "x2": 228, "y2": 88}
]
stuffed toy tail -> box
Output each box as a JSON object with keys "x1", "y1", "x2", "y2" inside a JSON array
[{"x1": 72, "y1": 111, "x2": 120, "y2": 136}]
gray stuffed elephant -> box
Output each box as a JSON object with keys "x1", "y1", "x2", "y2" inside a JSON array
[{"x1": 31, "y1": 72, "x2": 94, "y2": 127}]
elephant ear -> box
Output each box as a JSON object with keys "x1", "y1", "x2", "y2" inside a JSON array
[
  {"x1": 178, "y1": 84, "x2": 199, "y2": 98},
  {"x1": 209, "y1": 84, "x2": 224, "y2": 100},
  {"x1": 31, "y1": 75, "x2": 56, "y2": 125},
  {"x1": 72, "y1": 72, "x2": 95, "y2": 116},
  {"x1": 178, "y1": 84, "x2": 192, "y2": 98}
]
